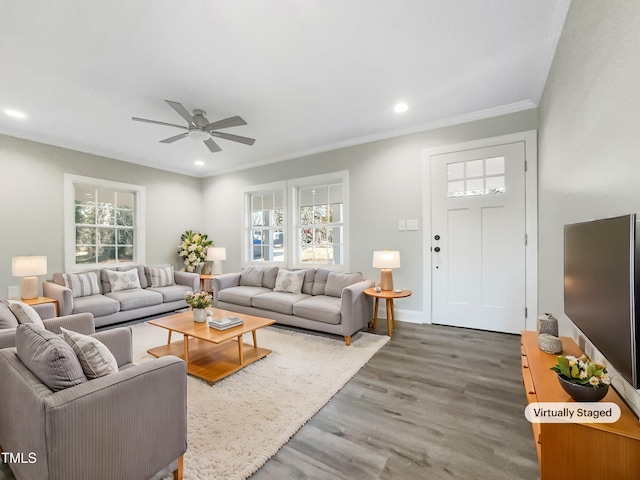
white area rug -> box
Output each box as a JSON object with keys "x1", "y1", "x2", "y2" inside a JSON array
[{"x1": 131, "y1": 322, "x2": 389, "y2": 480}]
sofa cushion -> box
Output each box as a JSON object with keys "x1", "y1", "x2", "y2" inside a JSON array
[
  {"x1": 62, "y1": 271, "x2": 101, "y2": 297},
  {"x1": 261, "y1": 267, "x2": 279, "y2": 289},
  {"x1": 218, "y1": 286, "x2": 272, "y2": 307},
  {"x1": 299, "y1": 269, "x2": 317, "y2": 295},
  {"x1": 0, "y1": 302, "x2": 19, "y2": 330},
  {"x1": 147, "y1": 284, "x2": 192, "y2": 303},
  {"x1": 106, "y1": 269, "x2": 142, "y2": 292},
  {"x1": 61, "y1": 327, "x2": 118, "y2": 379},
  {"x1": 148, "y1": 265, "x2": 176, "y2": 288},
  {"x1": 311, "y1": 269, "x2": 330, "y2": 296},
  {"x1": 102, "y1": 265, "x2": 148, "y2": 293},
  {"x1": 16, "y1": 323, "x2": 87, "y2": 392},
  {"x1": 105, "y1": 289, "x2": 163, "y2": 311},
  {"x1": 293, "y1": 296, "x2": 342, "y2": 325},
  {"x1": 7, "y1": 300, "x2": 45, "y2": 328},
  {"x1": 73, "y1": 294, "x2": 120, "y2": 317},
  {"x1": 252, "y1": 292, "x2": 311, "y2": 315},
  {"x1": 325, "y1": 272, "x2": 364, "y2": 298},
  {"x1": 273, "y1": 269, "x2": 305, "y2": 294},
  {"x1": 239, "y1": 267, "x2": 264, "y2": 287}
]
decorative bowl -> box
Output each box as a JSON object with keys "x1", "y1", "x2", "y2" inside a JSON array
[{"x1": 557, "y1": 374, "x2": 609, "y2": 402}]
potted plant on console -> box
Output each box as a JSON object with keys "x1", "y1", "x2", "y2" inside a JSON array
[
  {"x1": 184, "y1": 291, "x2": 212, "y2": 323},
  {"x1": 551, "y1": 354, "x2": 611, "y2": 402}
]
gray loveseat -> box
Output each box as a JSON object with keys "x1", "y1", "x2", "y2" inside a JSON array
[
  {"x1": 213, "y1": 266, "x2": 373, "y2": 345},
  {"x1": 43, "y1": 264, "x2": 199, "y2": 328}
]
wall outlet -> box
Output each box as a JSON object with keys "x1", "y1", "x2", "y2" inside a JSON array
[
  {"x1": 398, "y1": 220, "x2": 406, "y2": 231},
  {"x1": 7, "y1": 286, "x2": 20, "y2": 299},
  {"x1": 407, "y1": 219, "x2": 419, "y2": 231}
]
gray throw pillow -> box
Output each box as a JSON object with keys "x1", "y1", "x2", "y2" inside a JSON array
[
  {"x1": 16, "y1": 324, "x2": 87, "y2": 392},
  {"x1": 261, "y1": 267, "x2": 279, "y2": 289},
  {"x1": 311, "y1": 269, "x2": 330, "y2": 296},
  {"x1": 106, "y1": 269, "x2": 141, "y2": 292},
  {"x1": 61, "y1": 327, "x2": 118, "y2": 379},
  {"x1": 6, "y1": 300, "x2": 45, "y2": 328},
  {"x1": 62, "y1": 271, "x2": 101, "y2": 298},
  {"x1": 273, "y1": 269, "x2": 306, "y2": 294},
  {"x1": 148, "y1": 266, "x2": 176, "y2": 288},
  {"x1": 324, "y1": 272, "x2": 364, "y2": 297},
  {"x1": 0, "y1": 302, "x2": 19, "y2": 330}
]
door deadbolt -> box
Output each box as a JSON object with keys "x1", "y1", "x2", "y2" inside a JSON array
[
  {"x1": 434, "y1": 246, "x2": 441, "y2": 252},
  {"x1": 434, "y1": 235, "x2": 441, "y2": 240}
]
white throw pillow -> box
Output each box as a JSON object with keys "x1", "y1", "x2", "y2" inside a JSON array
[
  {"x1": 61, "y1": 327, "x2": 118, "y2": 379},
  {"x1": 149, "y1": 266, "x2": 176, "y2": 288},
  {"x1": 106, "y1": 269, "x2": 141, "y2": 292},
  {"x1": 62, "y1": 271, "x2": 101, "y2": 298},
  {"x1": 7, "y1": 300, "x2": 45, "y2": 328},
  {"x1": 273, "y1": 269, "x2": 305, "y2": 294}
]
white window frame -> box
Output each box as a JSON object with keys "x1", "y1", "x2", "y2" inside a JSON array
[
  {"x1": 241, "y1": 181, "x2": 287, "y2": 267},
  {"x1": 64, "y1": 174, "x2": 146, "y2": 272},
  {"x1": 241, "y1": 172, "x2": 349, "y2": 270}
]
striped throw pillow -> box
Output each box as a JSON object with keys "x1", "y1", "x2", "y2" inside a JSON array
[
  {"x1": 63, "y1": 272, "x2": 101, "y2": 298},
  {"x1": 149, "y1": 266, "x2": 175, "y2": 288}
]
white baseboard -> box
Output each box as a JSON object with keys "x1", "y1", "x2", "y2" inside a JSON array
[{"x1": 377, "y1": 307, "x2": 428, "y2": 324}]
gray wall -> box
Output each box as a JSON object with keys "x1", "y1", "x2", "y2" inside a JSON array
[
  {"x1": 0, "y1": 134, "x2": 203, "y2": 298},
  {"x1": 538, "y1": 2, "x2": 640, "y2": 411},
  {"x1": 203, "y1": 109, "x2": 538, "y2": 317}
]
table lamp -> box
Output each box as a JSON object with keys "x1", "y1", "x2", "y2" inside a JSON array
[
  {"x1": 12, "y1": 255, "x2": 47, "y2": 300},
  {"x1": 372, "y1": 250, "x2": 400, "y2": 291},
  {"x1": 207, "y1": 247, "x2": 227, "y2": 275}
]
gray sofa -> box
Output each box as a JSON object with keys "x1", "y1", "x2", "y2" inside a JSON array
[
  {"x1": 43, "y1": 264, "x2": 199, "y2": 328},
  {"x1": 213, "y1": 266, "x2": 373, "y2": 345},
  {"x1": 0, "y1": 313, "x2": 187, "y2": 480}
]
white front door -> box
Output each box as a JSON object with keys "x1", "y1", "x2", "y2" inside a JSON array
[{"x1": 430, "y1": 142, "x2": 526, "y2": 334}]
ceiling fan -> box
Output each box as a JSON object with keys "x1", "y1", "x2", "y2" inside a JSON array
[{"x1": 132, "y1": 100, "x2": 255, "y2": 153}]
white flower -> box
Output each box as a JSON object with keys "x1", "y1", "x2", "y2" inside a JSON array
[
  {"x1": 188, "y1": 253, "x2": 197, "y2": 261},
  {"x1": 601, "y1": 374, "x2": 611, "y2": 385},
  {"x1": 186, "y1": 265, "x2": 194, "y2": 272},
  {"x1": 588, "y1": 376, "x2": 600, "y2": 386},
  {"x1": 579, "y1": 370, "x2": 588, "y2": 379}
]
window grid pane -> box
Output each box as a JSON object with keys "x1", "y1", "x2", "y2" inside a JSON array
[{"x1": 446, "y1": 158, "x2": 506, "y2": 198}]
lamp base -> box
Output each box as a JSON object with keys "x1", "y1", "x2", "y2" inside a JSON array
[
  {"x1": 213, "y1": 260, "x2": 223, "y2": 275},
  {"x1": 380, "y1": 269, "x2": 394, "y2": 291},
  {"x1": 21, "y1": 276, "x2": 39, "y2": 300}
]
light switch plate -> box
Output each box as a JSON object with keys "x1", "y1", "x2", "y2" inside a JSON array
[
  {"x1": 407, "y1": 219, "x2": 419, "y2": 231},
  {"x1": 398, "y1": 220, "x2": 406, "y2": 231},
  {"x1": 8, "y1": 286, "x2": 20, "y2": 299}
]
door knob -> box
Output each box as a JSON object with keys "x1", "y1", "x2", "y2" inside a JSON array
[
  {"x1": 434, "y1": 247, "x2": 441, "y2": 252},
  {"x1": 434, "y1": 235, "x2": 441, "y2": 240}
]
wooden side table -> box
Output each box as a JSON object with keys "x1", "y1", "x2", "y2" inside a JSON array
[
  {"x1": 22, "y1": 296, "x2": 59, "y2": 316},
  {"x1": 363, "y1": 288, "x2": 412, "y2": 337},
  {"x1": 199, "y1": 274, "x2": 214, "y2": 292}
]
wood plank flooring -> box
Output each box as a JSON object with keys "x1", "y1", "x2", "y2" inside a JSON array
[
  {"x1": 250, "y1": 321, "x2": 539, "y2": 480},
  {"x1": 0, "y1": 321, "x2": 539, "y2": 480}
]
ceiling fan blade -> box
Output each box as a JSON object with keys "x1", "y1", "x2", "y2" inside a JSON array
[
  {"x1": 204, "y1": 138, "x2": 222, "y2": 153},
  {"x1": 165, "y1": 100, "x2": 196, "y2": 127},
  {"x1": 204, "y1": 115, "x2": 247, "y2": 131},
  {"x1": 132, "y1": 117, "x2": 188, "y2": 130},
  {"x1": 209, "y1": 131, "x2": 256, "y2": 146},
  {"x1": 160, "y1": 132, "x2": 189, "y2": 144}
]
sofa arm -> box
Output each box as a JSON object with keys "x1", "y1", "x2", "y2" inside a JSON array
[
  {"x1": 43, "y1": 313, "x2": 96, "y2": 336},
  {"x1": 44, "y1": 356, "x2": 187, "y2": 480},
  {"x1": 43, "y1": 281, "x2": 74, "y2": 316},
  {"x1": 33, "y1": 303, "x2": 56, "y2": 320},
  {"x1": 174, "y1": 270, "x2": 199, "y2": 290},
  {"x1": 340, "y1": 279, "x2": 374, "y2": 336},
  {"x1": 213, "y1": 273, "x2": 241, "y2": 306},
  {"x1": 92, "y1": 327, "x2": 133, "y2": 368}
]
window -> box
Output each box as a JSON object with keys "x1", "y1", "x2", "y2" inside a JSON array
[
  {"x1": 447, "y1": 156, "x2": 505, "y2": 198},
  {"x1": 242, "y1": 172, "x2": 349, "y2": 269},
  {"x1": 64, "y1": 175, "x2": 145, "y2": 272}
]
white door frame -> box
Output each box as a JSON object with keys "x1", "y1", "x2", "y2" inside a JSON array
[{"x1": 421, "y1": 130, "x2": 538, "y2": 330}]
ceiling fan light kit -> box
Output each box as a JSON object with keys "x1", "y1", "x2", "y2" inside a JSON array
[{"x1": 132, "y1": 100, "x2": 256, "y2": 153}]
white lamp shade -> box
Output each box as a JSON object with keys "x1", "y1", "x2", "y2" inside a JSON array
[
  {"x1": 372, "y1": 251, "x2": 400, "y2": 269},
  {"x1": 207, "y1": 247, "x2": 227, "y2": 261},
  {"x1": 12, "y1": 256, "x2": 47, "y2": 277}
]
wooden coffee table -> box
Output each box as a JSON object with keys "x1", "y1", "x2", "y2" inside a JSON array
[{"x1": 147, "y1": 308, "x2": 275, "y2": 386}]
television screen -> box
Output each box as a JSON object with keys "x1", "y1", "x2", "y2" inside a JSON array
[{"x1": 564, "y1": 214, "x2": 639, "y2": 388}]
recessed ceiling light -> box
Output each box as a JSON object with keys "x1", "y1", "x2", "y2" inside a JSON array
[
  {"x1": 393, "y1": 102, "x2": 409, "y2": 113},
  {"x1": 194, "y1": 160, "x2": 205, "y2": 167},
  {"x1": 5, "y1": 109, "x2": 26, "y2": 119}
]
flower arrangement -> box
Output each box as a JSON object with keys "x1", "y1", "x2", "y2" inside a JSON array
[
  {"x1": 551, "y1": 354, "x2": 610, "y2": 389},
  {"x1": 178, "y1": 230, "x2": 213, "y2": 272},
  {"x1": 184, "y1": 291, "x2": 212, "y2": 309}
]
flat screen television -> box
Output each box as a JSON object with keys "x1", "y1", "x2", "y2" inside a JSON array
[{"x1": 564, "y1": 214, "x2": 640, "y2": 388}]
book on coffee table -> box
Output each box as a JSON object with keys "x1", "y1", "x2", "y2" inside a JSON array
[{"x1": 208, "y1": 316, "x2": 244, "y2": 330}]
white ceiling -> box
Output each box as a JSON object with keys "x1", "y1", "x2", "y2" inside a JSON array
[{"x1": 0, "y1": 0, "x2": 570, "y2": 177}]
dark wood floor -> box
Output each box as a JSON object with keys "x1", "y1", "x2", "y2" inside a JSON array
[
  {"x1": 250, "y1": 321, "x2": 539, "y2": 480},
  {"x1": 0, "y1": 321, "x2": 539, "y2": 480}
]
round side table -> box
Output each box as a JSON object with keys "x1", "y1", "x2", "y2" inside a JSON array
[{"x1": 364, "y1": 287, "x2": 412, "y2": 337}]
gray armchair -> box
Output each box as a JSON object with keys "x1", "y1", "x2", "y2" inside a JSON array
[{"x1": 0, "y1": 323, "x2": 187, "y2": 480}]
